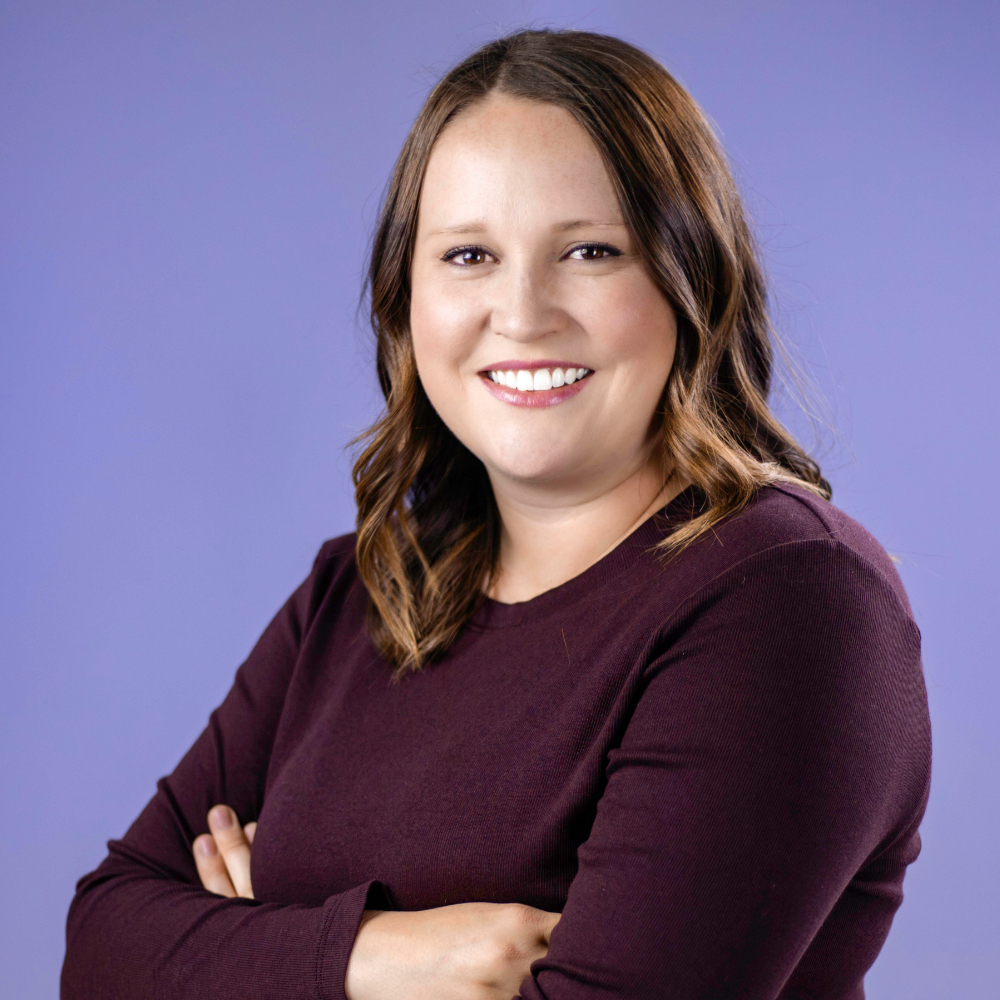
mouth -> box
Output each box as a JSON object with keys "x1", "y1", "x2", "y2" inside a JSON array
[{"x1": 478, "y1": 362, "x2": 593, "y2": 407}]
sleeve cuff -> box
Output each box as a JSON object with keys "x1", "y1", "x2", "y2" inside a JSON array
[{"x1": 316, "y1": 880, "x2": 391, "y2": 1000}]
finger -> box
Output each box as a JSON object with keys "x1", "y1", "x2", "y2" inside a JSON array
[
  {"x1": 244, "y1": 821, "x2": 257, "y2": 845},
  {"x1": 208, "y1": 805, "x2": 254, "y2": 899},
  {"x1": 193, "y1": 834, "x2": 237, "y2": 898},
  {"x1": 521, "y1": 906, "x2": 561, "y2": 943}
]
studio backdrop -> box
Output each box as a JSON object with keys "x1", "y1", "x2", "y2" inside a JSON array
[{"x1": 1, "y1": 2, "x2": 997, "y2": 997}]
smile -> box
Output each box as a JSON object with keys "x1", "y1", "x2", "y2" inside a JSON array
[
  {"x1": 486, "y1": 366, "x2": 591, "y2": 391},
  {"x1": 478, "y1": 363, "x2": 593, "y2": 407}
]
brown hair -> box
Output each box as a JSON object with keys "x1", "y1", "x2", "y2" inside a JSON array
[{"x1": 352, "y1": 28, "x2": 830, "y2": 679}]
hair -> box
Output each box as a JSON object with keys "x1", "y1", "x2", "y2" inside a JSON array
[{"x1": 352, "y1": 28, "x2": 831, "y2": 679}]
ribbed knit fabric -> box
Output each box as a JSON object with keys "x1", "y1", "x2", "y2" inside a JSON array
[{"x1": 61, "y1": 484, "x2": 931, "y2": 999}]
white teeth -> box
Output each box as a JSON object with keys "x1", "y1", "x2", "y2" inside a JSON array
[
  {"x1": 487, "y1": 367, "x2": 590, "y2": 390},
  {"x1": 532, "y1": 368, "x2": 552, "y2": 391}
]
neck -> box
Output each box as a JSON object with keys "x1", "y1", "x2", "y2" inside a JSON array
[{"x1": 486, "y1": 458, "x2": 687, "y2": 604}]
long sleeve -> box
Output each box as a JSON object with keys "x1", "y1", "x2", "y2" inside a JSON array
[
  {"x1": 62, "y1": 490, "x2": 931, "y2": 999},
  {"x1": 60, "y1": 545, "x2": 386, "y2": 1000},
  {"x1": 516, "y1": 540, "x2": 930, "y2": 1000}
]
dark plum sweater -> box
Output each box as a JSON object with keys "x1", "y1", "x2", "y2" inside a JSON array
[{"x1": 61, "y1": 484, "x2": 931, "y2": 999}]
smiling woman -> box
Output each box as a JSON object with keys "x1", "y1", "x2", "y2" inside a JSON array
[
  {"x1": 408, "y1": 95, "x2": 681, "y2": 606},
  {"x1": 353, "y1": 36, "x2": 831, "y2": 667},
  {"x1": 62, "y1": 28, "x2": 930, "y2": 1000}
]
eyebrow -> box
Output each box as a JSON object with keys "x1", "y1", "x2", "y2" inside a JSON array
[
  {"x1": 427, "y1": 219, "x2": 624, "y2": 237},
  {"x1": 554, "y1": 219, "x2": 623, "y2": 231},
  {"x1": 428, "y1": 223, "x2": 489, "y2": 236}
]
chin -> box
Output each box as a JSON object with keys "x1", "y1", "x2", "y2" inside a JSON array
[{"x1": 485, "y1": 450, "x2": 585, "y2": 486}]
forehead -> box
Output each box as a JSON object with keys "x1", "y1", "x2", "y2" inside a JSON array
[{"x1": 418, "y1": 95, "x2": 621, "y2": 229}]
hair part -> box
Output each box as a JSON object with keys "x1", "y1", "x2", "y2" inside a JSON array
[{"x1": 352, "y1": 28, "x2": 830, "y2": 680}]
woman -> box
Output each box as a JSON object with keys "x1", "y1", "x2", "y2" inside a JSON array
[{"x1": 61, "y1": 29, "x2": 931, "y2": 1000}]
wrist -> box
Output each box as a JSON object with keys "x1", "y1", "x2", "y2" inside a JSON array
[{"x1": 344, "y1": 909, "x2": 391, "y2": 1000}]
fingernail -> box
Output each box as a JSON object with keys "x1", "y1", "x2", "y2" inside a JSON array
[
  {"x1": 211, "y1": 806, "x2": 234, "y2": 828},
  {"x1": 198, "y1": 836, "x2": 218, "y2": 857}
]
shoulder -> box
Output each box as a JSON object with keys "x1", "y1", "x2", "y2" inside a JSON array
[
  {"x1": 310, "y1": 531, "x2": 361, "y2": 594},
  {"x1": 659, "y1": 483, "x2": 915, "y2": 627},
  {"x1": 749, "y1": 483, "x2": 906, "y2": 595},
  {"x1": 313, "y1": 531, "x2": 358, "y2": 570},
  {"x1": 637, "y1": 488, "x2": 931, "y2": 856},
  {"x1": 648, "y1": 486, "x2": 927, "y2": 752},
  {"x1": 283, "y1": 531, "x2": 362, "y2": 634}
]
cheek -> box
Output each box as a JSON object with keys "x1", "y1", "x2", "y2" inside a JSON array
[
  {"x1": 409, "y1": 280, "x2": 488, "y2": 457},
  {"x1": 592, "y1": 275, "x2": 677, "y2": 378},
  {"x1": 409, "y1": 279, "x2": 480, "y2": 379}
]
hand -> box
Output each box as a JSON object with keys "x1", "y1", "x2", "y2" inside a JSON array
[
  {"x1": 345, "y1": 901, "x2": 561, "y2": 1000},
  {"x1": 192, "y1": 805, "x2": 257, "y2": 899},
  {"x1": 191, "y1": 806, "x2": 561, "y2": 998}
]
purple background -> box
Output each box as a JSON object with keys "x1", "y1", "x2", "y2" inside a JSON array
[{"x1": 2, "y1": 1, "x2": 997, "y2": 995}]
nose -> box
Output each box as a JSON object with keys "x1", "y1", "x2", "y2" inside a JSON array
[{"x1": 489, "y1": 260, "x2": 565, "y2": 343}]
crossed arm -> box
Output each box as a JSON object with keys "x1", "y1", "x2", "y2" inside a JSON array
[
  {"x1": 65, "y1": 542, "x2": 927, "y2": 999},
  {"x1": 193, "y1": 805, "x2": 561, "y2": 1000}
]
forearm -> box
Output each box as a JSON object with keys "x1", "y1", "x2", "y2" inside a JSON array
[
  {"x1": 344, "y1": 910, "x2": 387, "y2": 1000},
  {"x1": 185, "y1": 805, "x2": 559, "y2": 1000},
  {"x1": 343, "y1": 902, "x2": 559, "y2": 1000},
  {"x1": 62, "y1": 848, "x2": 380, "y2": 1000}
]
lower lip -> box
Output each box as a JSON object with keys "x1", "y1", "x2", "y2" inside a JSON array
[{"x1": 479, "y1": 373, "x2": 590, "y2": 407}]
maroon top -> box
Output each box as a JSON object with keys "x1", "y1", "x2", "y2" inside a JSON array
[{"x1": 61, "y1": 484, "x2": 931, "y2": 999}]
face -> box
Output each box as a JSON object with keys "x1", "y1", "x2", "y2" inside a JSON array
[{"x1": 409, "y1": 94, "x2": 677, "y2": 501}]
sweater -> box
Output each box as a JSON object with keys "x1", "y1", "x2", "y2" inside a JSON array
[{"x1": 61, "y1": 483, "x2": 932, "y2": 999}]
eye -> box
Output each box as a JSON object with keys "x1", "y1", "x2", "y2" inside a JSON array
[
  {"x1": 441, "y1": 246, "x2": 494, "y2": 266},
  {"x1": 565, "y1": 242, "x2": 623, "y2": 261}
]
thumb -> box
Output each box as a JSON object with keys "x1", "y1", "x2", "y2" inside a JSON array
[{"x1": 539, "y1": 909, "x2": 562, "y2": 940}]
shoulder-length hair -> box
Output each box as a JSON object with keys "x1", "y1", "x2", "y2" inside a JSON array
[{"x1": 352, "y1": 28, "x2": 830, "y2": 679}]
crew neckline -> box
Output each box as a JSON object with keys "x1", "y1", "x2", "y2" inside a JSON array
[{"x1": 469, "y1": 484, "x2": 705, "y2": 630}]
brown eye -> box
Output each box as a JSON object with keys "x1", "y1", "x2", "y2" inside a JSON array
[
  {"x1": 443, "y1": 246, "x2": 491, "y2": 266},
  {"x1": 567, "y1": 243, "x2": 621, "y2": 261}
]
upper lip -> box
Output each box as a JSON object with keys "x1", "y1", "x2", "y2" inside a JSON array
[{"x1": 478, "y1": 360, "x2": 590, "y2": 372}]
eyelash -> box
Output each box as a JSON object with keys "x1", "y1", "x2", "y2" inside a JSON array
[{"x1": 440, "y1": 242, "x2": 623, "y2": 265}]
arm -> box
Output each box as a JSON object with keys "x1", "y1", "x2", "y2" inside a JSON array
[
  {"x1": 64, "y1": 542, "x2": 560, "y2": 1000},
  {"x1": 191, "y1": 808, "x2": 562, "y2": 1000},
  {"x1": 61, "y1": 546, "x2": 387, "y2": 1000},
  {"x1": 516, "y1": 540, "x2": 930, "y2": 1000}
]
